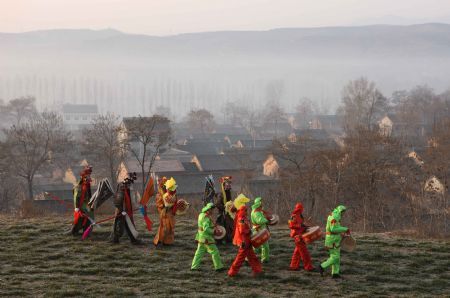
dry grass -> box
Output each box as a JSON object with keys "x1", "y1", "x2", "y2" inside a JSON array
[{"x1": 0, "y1": 214, "x2": 449, "y2": 297}]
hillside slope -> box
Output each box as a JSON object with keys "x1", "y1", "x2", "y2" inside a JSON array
[{"x1": 0, "y1": 215, "x2": 448, "y2": 297}]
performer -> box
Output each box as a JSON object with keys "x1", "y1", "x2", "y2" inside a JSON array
[
  {"x1": 228, "y1": 194, "x2": 263, "y2": 277},
  {"x1": 215, "y1": 176, "x2": 234, "y2": 244},
  {"x1": 191, "y1": 203, "x2": 224, "y2": 272},
  {"x1": 111, "y1": 172, "x2": 141, "y2": 244},
  {"x1": 251, "y1": 197, "x2": 270, "y2": 263},
  {"x1": 202, "y1": 175, "x2": 216, "y2": 206},
  {"x1": 319, "y1": 205, "x2": 350, "y2": 278},
  {"x1": 153, "y1": 177, "x2": 177, "y2": 246},
  {"x1": 288, "y1": 203, "x2": 314, "y2": 271},
  {"x1": 71, "y1": 166, "x2": 94, "y2": 236}
]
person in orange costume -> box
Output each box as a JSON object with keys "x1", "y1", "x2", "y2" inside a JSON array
[
  {"x1": 153, "y1": 177, "x2": 177, "y2": 246},
  {"x1": 288, "y1": 203, "x2": 315, "y2": 271},
  {"x1": 228, "y1": 194, "x2": 263, "y2": 277}
]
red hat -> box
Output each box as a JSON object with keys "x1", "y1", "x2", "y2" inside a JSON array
[
  {"x1": 293, "y1": 203, "x2": 303, "y2": 214},
  {"x1": 80, "y1": 166, "x2": 92, "y2": 177}
]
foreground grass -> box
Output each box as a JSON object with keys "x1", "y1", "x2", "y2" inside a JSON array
[{"x1": 0, "y1": 214, "x2": 449, "y2": 297}]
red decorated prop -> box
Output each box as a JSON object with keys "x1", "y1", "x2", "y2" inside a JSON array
[
  {"x1": 251, "y1": 228, "x2": 270, "y2": 248},
  {"x1": 301, "y1": 226, "x2": 322, "y2": 244}
]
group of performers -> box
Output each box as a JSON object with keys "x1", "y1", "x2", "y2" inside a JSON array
[
  {"x1": 69, "y1": 168, "x2": 351, "y2": 279},
  {"x1": 192, "y1": 176, "x2": 351, "y2": 279}
]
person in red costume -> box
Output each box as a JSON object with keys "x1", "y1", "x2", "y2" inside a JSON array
[
  {"x1": 227, "y1": 194, "x2": 263, "y2": 277},
  {"x1": 71, "y1": 166, "x2": 93, "y2": 236},
  {"x1": 288, "y1": 203, "x2": 315, "y2": 271}
]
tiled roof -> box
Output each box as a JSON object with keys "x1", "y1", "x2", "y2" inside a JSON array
[
  {"x1": 155, "y1": 173, "x2": 225, "y2": 195},
  {"x1": 195, "y1": 154, "x2": 255, "y2": 171},
  {"x1": 238, "y1": 139, "x2": 273, "y2": 148},
  {"x1": 177, "y1": 140, "x2": 228, "y2": 155},
  {"x1": 125, "y1": 159, "x2": 185, "y2": 173}
]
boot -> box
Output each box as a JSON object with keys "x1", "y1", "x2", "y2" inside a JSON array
[
  {"x1": 332, "y1": 274, "x2": 341, "y2": 279},
  {"x1": 318, "y1": 265, "x2": 324, "y2": 277}
]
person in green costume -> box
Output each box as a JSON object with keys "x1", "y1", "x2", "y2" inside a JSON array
[
  {"x1": 319, "y1": 205, "x2": 350, "y2": 278},
  {"x1": 191, "y1": 203, "x2": 224, "y2": 272},
  {"x1": 251, "y1": 197, "x2": 270, "y2": 263}
]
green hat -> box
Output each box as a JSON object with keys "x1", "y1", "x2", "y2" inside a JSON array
[
  {"x1": 336, "y1": 205, "x2": 347, "y2": 212},
  {"x1": 252, "y1": 197, "x2": 262, "y2": 210},
  {"x1": 202, "y1": 202, "x2": 215, "y2": 213},
  {"x1": 333, "y1": 205, "x2": 347, "y2": 220}
]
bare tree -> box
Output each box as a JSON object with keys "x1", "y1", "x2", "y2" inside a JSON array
[
  {"x1": 295, "y1": 97, "x2": 318, "y2": 129},
  {"x1": 339, "y1": 77, "x2": 389, "y2": 131},
  {"x1": 262, "y1": 101, "x2": 286, "y2": 137},
  {"x1": 265, "y1": 80, "x2": 284, "y2": 103},
  {"x1": 2, "y1": 96, "x2": 37, "y2": 125},
  {"x1": 2, "y1": 111, "x2": 72, "y2": 200},
  {"x1": 187, "y1": 109, "x2": 215, "y2": 136},
  {"x1": 124, "y1": 115, "x2": 172, "y2": 194},
  {"x1": 82, "y1": 113, "x2": 126, "y2": 187}
]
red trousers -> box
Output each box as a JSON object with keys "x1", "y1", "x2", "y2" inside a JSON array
[
  {"x1": 290, "y1": 237, "x2": 314, "y2": 271},
  {"x1": 228, "y1": 246, "x2": 262, "y2": 276}
]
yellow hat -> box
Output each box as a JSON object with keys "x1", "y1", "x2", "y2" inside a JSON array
[
  {"x1": 165, "y1": 177, "x2": 177, "y2": 191},
  {"x1": 234, "y1": 193, "x2": 250, "y2": 209}
]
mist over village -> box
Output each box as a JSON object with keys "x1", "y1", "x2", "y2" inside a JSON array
[{"x1": 0, "y1": 1, "x2": 449, "y2": 297}]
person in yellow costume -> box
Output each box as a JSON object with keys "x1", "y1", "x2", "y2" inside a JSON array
[{"x1": 153, "y1": 177, "x2": 177, "y2": 246}]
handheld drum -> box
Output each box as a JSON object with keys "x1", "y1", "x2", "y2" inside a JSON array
[
  {"x1": 341, "y1": 235, "x2": 356, "y2": 252},
  {"x1": 301, "y1": 226, "x2": 322, "y2": 244},
  {"x1": 268, "y1": 214, "x2": 279, "y2": 225},
  {"x1": 175, "y1": 199, "x2": 190, "y2": 216},
  {"x1": 213, "y1": 225, "x2": 226, "y2": 240},
  {"x1": 251, "y1": 228, "x2": 270, "y2": 248}
]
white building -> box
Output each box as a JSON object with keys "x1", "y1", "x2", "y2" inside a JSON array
[{"x1": 62, "y1": 104, "x2": 98, "y2": 131}]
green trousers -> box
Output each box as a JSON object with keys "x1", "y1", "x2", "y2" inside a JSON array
[
  {"x1": 321, "y1": 247, "x2": 341, "y2": 275},
  {"x1": 191, "y1": 243, "x2": 223, "y2": 270},
  {"x1": 255, "y1": 241, "x2": 270, "y2": 262}
]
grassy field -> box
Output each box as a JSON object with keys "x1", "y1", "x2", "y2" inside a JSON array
[{"x1": 0, "y1": 214, "x2": 449, "y2": 297}]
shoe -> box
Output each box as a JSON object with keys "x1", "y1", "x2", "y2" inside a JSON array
[
  {"x1": 332, "y1": 274, "x2": 341, "y2": 279},
  {"x1": 190, "y1": 268, "x2": 199, "y2": 271},
  {"x1": 305, "y1": 267, "x2": 315, "y2": 272},
  {"x1": 318, "y1": 265, "x2": 324, "y2": 277},
  {"x1": 288, "y1": 267, "x2": 299, "y2": 271},
  {"x1": 131, "y1": 239, "x2": 144, "y2": 245},
  {"x1": 215, "y1": 267, "x2": 225, "y2": 273}
]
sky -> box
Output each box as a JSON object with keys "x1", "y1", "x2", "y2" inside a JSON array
[{"x1": 1, "y1": 0, "x2": 450, "y2": 35}]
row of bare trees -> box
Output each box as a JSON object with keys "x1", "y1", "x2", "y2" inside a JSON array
[
  {"x1": 0, "y1": 98, "x2": 172, "y2": 212},
  {"x1": 268, "y1": 78, "x2": 449, "y2": 236}
]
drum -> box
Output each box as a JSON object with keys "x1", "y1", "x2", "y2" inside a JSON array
[
  {"x1": 175, "y1": 199, "x2": 190, "y2": 216},
  {"x1": 251, "y1": 228, "x2": 270, "y2": 248},
  {"x1": 341, "y1": 235, "x2": 356, "y2": 252},
  {"x1": 213, "y1": 225, "x2": 226, "y2": 240},
  {"x1": 268, "y1": 214, "x2": 279, "y2": 225},
  {"x1": 301, "y1": 226, "x2": 322, "y2": 244}
]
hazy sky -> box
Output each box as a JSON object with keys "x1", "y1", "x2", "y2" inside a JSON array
[{"x1": 1, "y1": 0, "x2": 450, "y2": 35}]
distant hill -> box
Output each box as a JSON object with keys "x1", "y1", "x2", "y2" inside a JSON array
[
  {"x1": 2, "y1": 24, "x2": 450, "y2": 59},
  {"x1": 1, "y1": 24, "x2": 450, "y2": 115}
]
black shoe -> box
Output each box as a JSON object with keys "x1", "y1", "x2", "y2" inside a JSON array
[
  {"x1": 318, "y1": 265, "x2": 324, "y2": 277},
  {"x1": 332, "y1": 274, "x2": 341, "y2": 279},
  {"x1": 131, "y1": 239, "x2": 144, "y2": 245},
  {"x1": 215, "y1": 267, "x2": 225, "y2": 272}
]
